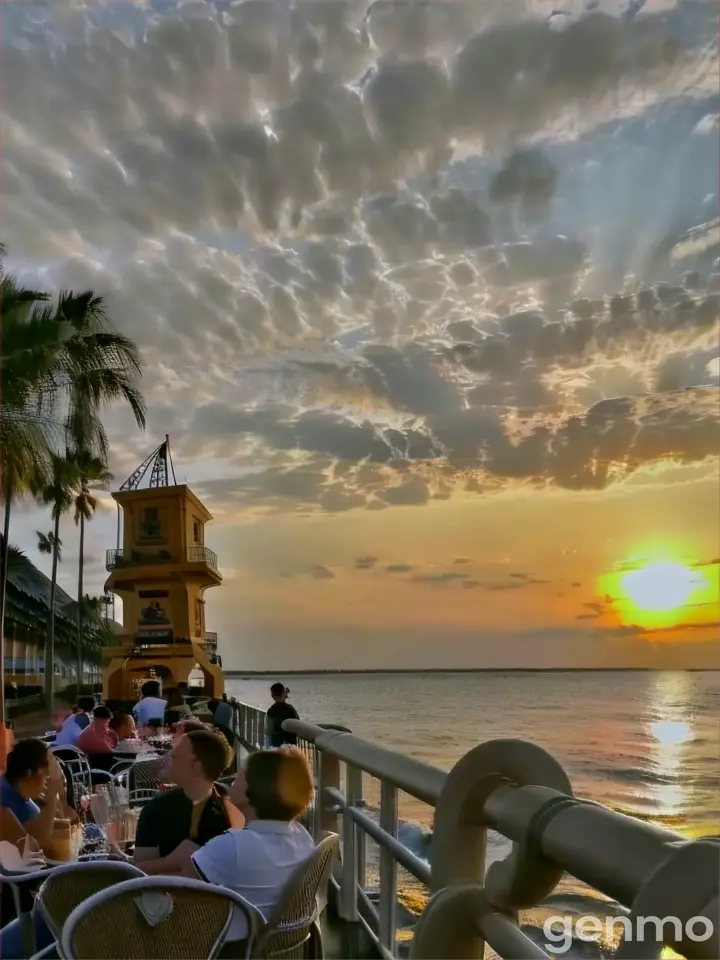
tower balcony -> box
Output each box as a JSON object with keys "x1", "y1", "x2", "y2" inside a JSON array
[{"x1": 106, "y1": 545, "x2": 219, "y2": 573}]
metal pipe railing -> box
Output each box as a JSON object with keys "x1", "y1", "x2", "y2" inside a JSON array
[{"x1": 226, "y1": 698, "x2": 718, "y2": 960}]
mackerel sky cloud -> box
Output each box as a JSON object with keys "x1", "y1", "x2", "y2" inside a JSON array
[{"x1": 4, "y1": 0, "x2": 718, "y2": 668}]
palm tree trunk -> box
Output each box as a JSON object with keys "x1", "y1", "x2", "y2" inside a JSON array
[
  {"x1": 44, "y1": 511, "x2": 61, "y2": 717},
  {"x1": 76, "y1": 511, "x2": 85, "y2": 690},
  {"x1": 0, "y1": 495, "x2": 11, "y2": 724}
]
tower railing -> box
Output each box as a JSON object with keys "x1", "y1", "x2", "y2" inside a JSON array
[
  {"x1": 228, "y1": 698, "x2": 719, "y2": 960},
  {"x1": 105, "y1": 546, "x2": 219, "y2": 571}
]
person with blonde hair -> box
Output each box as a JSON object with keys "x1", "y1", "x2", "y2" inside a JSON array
[{"x1": 190, "y1": 747, "x2": 316, "y2": 952}]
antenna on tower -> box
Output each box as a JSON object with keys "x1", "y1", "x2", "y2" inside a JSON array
[{"x1": 119, "y1": 436, "x2": 178, "y2": 491}]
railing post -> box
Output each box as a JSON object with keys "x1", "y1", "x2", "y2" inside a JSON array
[
  {"x1": 379, "y1": 780, "x2": 398, "y2": 954},
  {"x1": 340, "y1": 764, "x2": 363, "y2": 921},
  {"x1": 313, "y1": 750, "x2": 340, "y2": 841}
]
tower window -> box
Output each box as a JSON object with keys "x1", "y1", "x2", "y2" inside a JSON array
[
  {"x1": 140, "y1": 507, "x2": 163, "y2": 540},
  {"x1": 193, "y1": 520, "x2": 200, "y2": 543}
]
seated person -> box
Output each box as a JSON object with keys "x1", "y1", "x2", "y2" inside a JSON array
[
  {"x1": 0, "y1": 741, "x2": 76, "y2": 957},
  {"x1": 0, "y1": 739, "x2": 75, "y2": 851},
  {"x1": 77, "y1": 706, "x2": 118, "y2": 755},
  {"x1": 166, "y1": 687, "x2": 192, "y2": 720},
  {"x1": 54, "y1": 698, "x2": 95, "y2": 747},
  {"x1": 190, "y1": 748, "x2": 315, "y2": 954},
  {"x1": 133, "y1": 729, "x2": 243, "y2": 874},
  {"x1": 109, "y1": 711, "x2": 136, "y2": 744},
  {"x1": 133, "y1": 680, "x2": 167, "y2": 729}
]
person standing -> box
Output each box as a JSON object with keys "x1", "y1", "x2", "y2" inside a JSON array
[{"x1": 266, "y1": 683, "x2": 299, "y2": 747}]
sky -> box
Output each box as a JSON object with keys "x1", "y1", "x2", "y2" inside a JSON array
[{"x1": 3, "y1": 0, "x2": 719, "y2": 671}]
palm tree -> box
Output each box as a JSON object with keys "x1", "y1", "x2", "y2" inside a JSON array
[
  {"x1": 35, "y1": 452, "x2": 77, "y2": 712},
  {"x1": 1, "y1": 249, "x2": 147, "y2": 718},
  {"x1": 72, "y1": 454, "x2": 112, "y2": 688},
  {"x1": 37, "y1": 453, "x2": 81, "y2": 710}
]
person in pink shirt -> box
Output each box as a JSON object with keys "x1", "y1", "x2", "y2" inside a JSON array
[{"x1": 77, "y1": 706, "x2": 118, "y2": 755}]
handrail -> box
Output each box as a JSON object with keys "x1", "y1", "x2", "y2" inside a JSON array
[{"x1": 227, "y1": 698, "x2": 719, "y2": 960}]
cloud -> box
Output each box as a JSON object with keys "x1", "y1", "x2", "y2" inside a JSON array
[
  {"x1": 410, "y1": 571, "x2": 469, "y2": 585},
  {"x1": 386, "y1": 564, "x2": 414, "y2": 574},
  {"x1": 355, "y1": 555, "x2": 379, "y2": 569},
  {"x1": 453, "y1": 557, "x2": 473, "y2": 565},
  {"x1": 3, "y1": 0, "x2": 718, "y2": 518},
  {"x1": 311, "y1": 565, "x2": 335, "y2": 580}
]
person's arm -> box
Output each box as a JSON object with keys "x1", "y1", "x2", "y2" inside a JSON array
[
  {"x1": 24, "y1": 787, "x2": 61, "y2": 849},
  {"x1": 0, "y1": 806, "x2": 27, "y2": 847},
  {"x1": 190, "y1": 832, "x2": 234, "y2": 885},
  {"x1": 146, "y1": 838, "x2": 200, "y2": 877},
  {"x1": 133, "y1": 799, "x2": 160, "y2": 867}
]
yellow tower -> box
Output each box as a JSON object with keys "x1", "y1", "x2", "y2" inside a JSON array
[{"x1": 102, "y1": 438, "x2": 224, "y2": 702}]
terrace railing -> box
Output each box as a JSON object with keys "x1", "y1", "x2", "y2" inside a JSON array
[{"x1": 228, "y1": 699, "x2": 719, "y2": 960}]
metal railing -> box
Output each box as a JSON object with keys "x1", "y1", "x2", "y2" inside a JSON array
[
  {"x1": 187, "y1": 545, "x2": 219, "y2": 570},
  {"x1": 228, "y1": 699, "x2": 719, "y2": 960},
  {"x1": 106, "y1": 546, "x2": 219, "y2": 571}
]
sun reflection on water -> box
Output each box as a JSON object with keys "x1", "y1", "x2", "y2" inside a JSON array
[{"x1": 646, "y1": 674, "x2": 693, "y2": 818}]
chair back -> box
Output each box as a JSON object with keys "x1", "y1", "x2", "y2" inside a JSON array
[
  {"x1": 51, "y1": 745, "x2": 93, "y2": 800},
  {"x1": 61, "y1": 875, "x2": 263, "y2": 960},
  {"x1": 35, "y1": 859, "x2": 145, "y2": 941},
  {"x1": 128, "y1": 756, "x2": 168, "y2": 792},
  {"x1": 253, "y1": 834, "x2": 339, "y2": 958}
]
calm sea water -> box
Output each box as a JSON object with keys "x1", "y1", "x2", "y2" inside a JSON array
[
  {"x1": 227, "y1": 670, "x2": 720, "y2": 838},
  {"x1": 226, "y1": 671, "x2": 719, "y2": 952}
]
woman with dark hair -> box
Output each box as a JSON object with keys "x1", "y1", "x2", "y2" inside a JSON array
[{"x1": 0, "y1": 739, "x2": 70, "y2": 850}]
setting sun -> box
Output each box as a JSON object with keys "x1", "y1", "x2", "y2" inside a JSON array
[{"x1": 621, "y1": 562, "x2": 701, "y2": 613}]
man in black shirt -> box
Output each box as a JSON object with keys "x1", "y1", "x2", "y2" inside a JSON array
[
  {"x1": 134, "y1": 728, "x2": 242, "y2": 871},
  {"x1": 266, "y1": 682, "x2": 299, "y2": 747}
]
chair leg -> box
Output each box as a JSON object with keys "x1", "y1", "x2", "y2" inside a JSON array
[{"x1": 307, "y1": 920, "x2": 324, "y2": 960}]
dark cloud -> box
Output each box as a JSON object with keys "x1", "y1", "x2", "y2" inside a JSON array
[
  {"x1": 311, "y1": 565, "x2": 335, "y2": 580},
  {"x1": 411, "y1": 571, "x2": 469, "y2": 585},
  {"x1": 453, "y1": 558, "x2": 473, "y2": 565},
  {"x1": 386, "y1": 564, "x2": 413, "y2": 574},
  {"x1": 355, "y1": 555, "x2": 379, "y2": 569}
]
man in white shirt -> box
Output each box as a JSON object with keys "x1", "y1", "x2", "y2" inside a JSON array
[
  {"x1": 132, "y1": 680, "x2": 167, "y2": 728},
  {"x1": 191, "y1": 748, "x2": 315, "y2": 950}
]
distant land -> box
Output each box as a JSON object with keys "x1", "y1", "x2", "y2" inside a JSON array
[{"x1": 224, "y1": 667, "x2": 718, "y2": 676}]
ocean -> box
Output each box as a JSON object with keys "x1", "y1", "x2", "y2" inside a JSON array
[{"x1": 226, "y1": 670, "x2": 720, "y2": 955}]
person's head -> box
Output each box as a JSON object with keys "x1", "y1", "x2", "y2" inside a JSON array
[
  {"x1": 167, "y1": 688, "x2": 185, "y2": 708},
  {"x1": 169, "y1": 729, "x2": 230, "y2": 788},
  {"x1": 109, "y1": 712, "x2": 135, "y2": 740},
  {"x1": 270, "y1": 682, "x2": 287, "y2": 703},
  {"x1": 177, "y1": 682, "x2": 188, "y2": 693},
  {"x1": 141, "y1": 680, "x2": 161, "y2": 699},
  {"x1": 91, "y1": 705, "x2": 112, "y2": 726},
  {"x1": 4, "y1": 739, "x2": 50, "y2": 800},
  {"x1": 231, "y1": 748, "x2": 313, "y2": 822},
  {"x1": 78, "y1": 696, "x2": 95, "y2": 713}
]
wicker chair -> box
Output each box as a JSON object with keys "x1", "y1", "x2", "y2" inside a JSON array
[
  {"x1": 61, "y1": 875, "x2": 263, "y2": 960},
  {"x1": 251, "y1": 834, "x2": 339, "y2": 959},
  {"x1": 34, "y1": 860, "x2": 145, "y2": 945},
  {"x1": 127, "y1": 756, "x2": 169, "y2": 792}
]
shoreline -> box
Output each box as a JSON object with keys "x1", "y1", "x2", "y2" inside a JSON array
[{"x1": 224, "y1": 666, "x2": 718, "y2": 676}]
